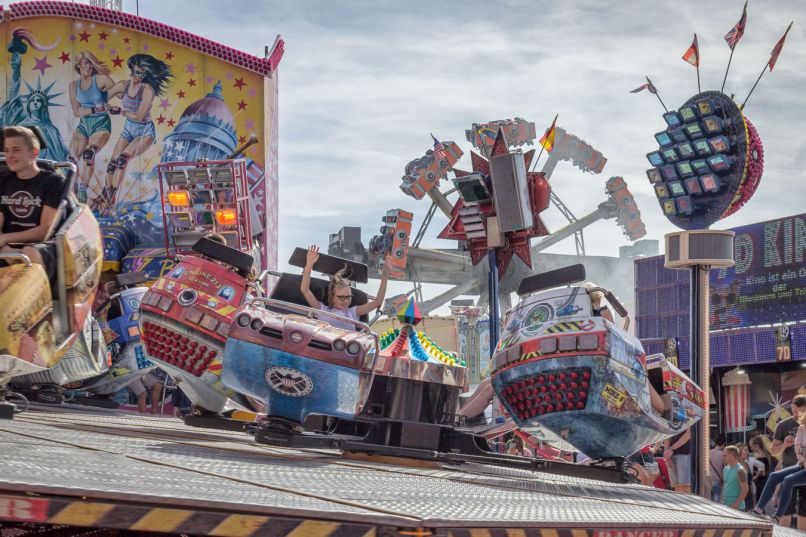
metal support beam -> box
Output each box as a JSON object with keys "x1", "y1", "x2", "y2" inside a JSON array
[{"x1": 689, "y1": 264, "x2": 711, "y2": 498}]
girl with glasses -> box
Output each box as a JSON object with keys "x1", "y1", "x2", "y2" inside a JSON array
[{"x1": 301, "y1": 245, "x2": 391, "y2": 331}]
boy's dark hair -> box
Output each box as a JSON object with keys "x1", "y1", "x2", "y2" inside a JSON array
[
  {"x1": 792, "y1": 394, "x2": 806, "y2": 407},
  {"x1": 714, "y1": 434, "x2": 727, "y2": 447}
]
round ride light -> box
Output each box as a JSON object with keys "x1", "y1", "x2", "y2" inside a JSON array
[
  {"x1": 554, "y1": 392, "x2": 562, "y2": 401},
  {"x1": 289, "y1": 331, "x2": 304, "y2": 344},
  {"x1": 547, "y1": 374, "x2": 556, "y2": 383},
  {"x1": 539, "y1": 385, "x2": 547, "y2": 393},
  {"x1": 334, "y1": 339, "x2": 346, "y2": 351},
  {"x1": 536, "y1": 375, "x2": 545, "y2": 384},
  {"x1": 559, "y1": 383, "x2": 567, "y2": 391},
  {"x1": 546, "y1": 404, "x2": 554, "y2": 413},
  {"x1": 346, "y1": 341, "x2": 362, "y2": 355},
  {"x1": 566, "y1": 392, "x2": 575, "y2": 401},
  {"x1": 582, "y1": 371, "x2": 591, "y2": 380},
  {"x1": 569, "y1": 371, "x2": 579, "y2": 380},
  {"x1": 177, "y1": 289, "x2": 198, "y2": 307},
  {"x1": 558, "y1": 372, "x2": 566, "y2": 381},
  {"x1": 565, "y1": 402, "x2": 575, "y2": 411},
  {"x1": 576, "y1": 401, "x2": 586, "y2": 410},
  {"x1": 250, "y1": 318, "x2": 264, "y2": 331},
  {"x1": 581, "y1": 381, "x2": 590, "y2": 390},
  {"x1": 570, "y1": 381, "x2": 578, "y2": 390},
  {"x1": 579, "y1": 391, "x2": 588, "y2": 400},
  {"x1": 236, "y1": 314, "x2": 251, "y2": 327}
]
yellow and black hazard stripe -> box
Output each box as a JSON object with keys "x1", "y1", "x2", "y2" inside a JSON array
[
  {"x1": 546, "y1": 321, "x2": 583, "y2": 334},
  {"x1": 0, "y1": 493, "x2": 377, "y2": 537}
]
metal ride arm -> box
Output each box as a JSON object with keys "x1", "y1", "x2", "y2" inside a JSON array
[{"x1": 0, "y1": 253, "x2": 32, "y2": 266}]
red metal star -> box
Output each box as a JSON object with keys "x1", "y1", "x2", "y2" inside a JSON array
[
  {"x1": 176, "y1": 89, "x2": 186, "y2": 99},
  {"x1": 156, "y1": 115, "x2": 166, "y2": 125},
  {"x1": 187, "y1": 78, "x2": 197, "y2": 87},
  {"x1": 233, "y1": 77, "x2": 246, "y2": 90},
  {"x1": 111, "y1": 55, "x2": 124, "y2": 68},
  {"x1": 438, "y1": 129, "x2": 550, "y2": 277},
  {"x1": 238, "y1": 135, "x2": 247, "y2": 144},
  {"x1": 79, "y1": 30, "x2": 91, "y2": 42},
  {"x1": 167, "y1": 118, "x2": 176, "y2": 128},
  {"x1": 165, "y1": 51, "x2": 174, "y2": 61},
  {"x1": 58, "y1": 51, "x2": 70, "y2": 64},
  {"x1": 98, "y1": 31, "x2": 109, "y2": 41},
  {"x1": 237, "y1": 100, "x2": 247, "y2": 110}
]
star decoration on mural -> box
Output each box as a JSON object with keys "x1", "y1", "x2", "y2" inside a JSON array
[
  {"x1": 233, "y1": 77, "x2": 246, "y2": 90},
  {"x1": 438, "y1": 129, "x2": 550, "y2": 277},
  {"x1": 110, "y1": 48, "x2": 117, "y2": 55},
  {"x1": 123, "y1": 36, "x2": 130, "y2": 44},
  {"x1": 142, "y1": 43, "x2": 150, "y2": 51},
  {"x1": 187, "y1": 78, "x2": 197, "y2": 87},
  {"x1": 156, "y1": 114, "x2": 166, "y2": 125},
  {"x1": 165, "y1": 51, "x2": 174, "y2": 61},
  {"x1": 244, "y1": 119, "x2": 255, "y2": 131},
  {"x1": 226, "y1": 71, "x2": 234, "y2": 80},
  {"x1": 176, "y1": 89, "x2": 186, "y2": 99},
  {"x1": 167, "y1": 118, "x2": 176, "y2": 128},
  {"x1": 205, "y1": 75, "x2": 215, "y2": 85},
  {"x1": 98, "y1": 43, "x2": 105, "y2": 50},
  {"x1": 239, "y1": 135, "x2": 247, "y2": 144},
  {"x1": 98, "y1": 31, "x2": 109, "y2": 41},
  {"x1": 32, "y1": 56, "x2": 52, "y2": 76},
  {"x1": 237, "y1": 100, "x2": 247, "y2": 110},
  {"x1": 159, "y1": 98, "x2": 170, "y2": 110},
  {"x1": 247, "y1": 87, "x2": 257, "y2": 97},
  {"x1": 69, "y1": 34, "x2": 76, "y2": 42},
  {"x1": 185, "y1": 62, "x2": 196, "y2": 74},
  {"x1": 58, "y1": 51, "x2": 71, "y2": 64},
  {"x1": 111, "y1": 55, "x2": 123, "y2": 68},
  {"x1": 79, "y1": 30, "x2": 91, "y2": 42}
]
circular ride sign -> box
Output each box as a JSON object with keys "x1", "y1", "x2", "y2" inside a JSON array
[{"x1": 645, "y1": 91, "x2": 764, "y2": 230}]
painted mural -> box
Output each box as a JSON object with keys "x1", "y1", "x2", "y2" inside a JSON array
[{"x1": 1, "y1": 2, "x2": 282, "y2": 273}]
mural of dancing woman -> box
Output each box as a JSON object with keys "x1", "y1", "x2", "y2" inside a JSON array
[
  {"x1": 96, "y1": 53, "x2": 172, "y2": 215},
  {"x1": 69, "y1": 51, "x2": 115, "y2": 204}
]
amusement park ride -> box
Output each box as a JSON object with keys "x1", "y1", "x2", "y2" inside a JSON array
[{"x1": 0, "y1": 1, "x2": 790, "y2": 535}]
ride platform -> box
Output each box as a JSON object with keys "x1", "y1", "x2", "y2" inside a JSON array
[{"x1": 0, "y1": 406, "x2": 780, "y2": 537}]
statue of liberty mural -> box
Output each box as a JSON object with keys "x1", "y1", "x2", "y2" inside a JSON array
[{"x1": 1, "y1": 28, "x2": 69, "y2": 161}]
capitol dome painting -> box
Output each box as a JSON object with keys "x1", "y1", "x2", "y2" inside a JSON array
[{"x1": 161, "y1": 81, "x2": 238, "y2": 163}]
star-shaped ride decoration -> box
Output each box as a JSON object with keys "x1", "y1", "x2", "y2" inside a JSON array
[{"x1": 438, "y1": 129, "x2": 550, "y2": 278}]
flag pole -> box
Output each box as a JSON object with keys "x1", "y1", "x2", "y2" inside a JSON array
[
  {"x1": 648, "y1": 77, "x2": 669, "y2": 113},
  {"x1": 696, "y1": 60, "x2": 701, "y2": 94},
  {"x1": 529, "y1": 113, "x2": 557, "y2": 173},
  {"x1": 740, "y1": 65, "x2": 767, "y2": 111},
  {"x1": 720, "y1": 47, "x2": 736, "y2": 93}
]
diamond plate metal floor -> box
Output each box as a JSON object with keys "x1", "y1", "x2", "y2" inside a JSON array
[{"x1": 0, "y1": 406, "x2": 773, "y2": 531}]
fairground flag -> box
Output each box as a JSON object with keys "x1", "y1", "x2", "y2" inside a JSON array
[
  {"x1": 630, "y1": 77, "x2": 658, "y2": 94},
  {"x1": 682, "y1": 34, "x2": 699, "y2": 67},
  {"x1": 539, "y1": 115, "x2": 557, "y2": 152},
  {"x1": 430, "y1": 133, "x2": 447, "y2": 162},
  {"x1": 768, "y1": 22, "x2": 793, "y2": 71},
  {"x1": 724, "y1": 1, "x2": 748, "y2": 50},
  {"x1": 477, "y1": 125, "x2": 497, "y2": 140}
]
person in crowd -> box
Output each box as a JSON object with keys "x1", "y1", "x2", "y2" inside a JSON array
[
  {"x1": 301, "y1": 245, "x2": 391, "y2": 331},
  {"x1": 749, "y1": 435, "x2": 776, "y2": 509},
  {"x1": 768, "y1": 394, "x2": 806, "y2": 528},
  {"x1": 753, "y1": 401, "x2": 806, "y2": 525},
  {"x1": 738, "y1": 442, "x2": 763, "y2": 510},
  {"x1": 505, "y1": 434, "x2": 532, "y2": 457},
  {"x1": 128, "y1": 371, "x2": 163, "y2": 414},
  {"x1": 710, "y1": 434, "x2": 727, "y2": 502},
  {"x1": 722, "y1": 445, "x2": 749, "y2": 510},
  {"x1": 664, "y1": 427, "x2": 692, "y2": 492}
]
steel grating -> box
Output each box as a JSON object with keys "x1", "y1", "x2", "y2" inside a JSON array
[{"x1": 0, "y1": 408, "x2": 771, "y2": 530}]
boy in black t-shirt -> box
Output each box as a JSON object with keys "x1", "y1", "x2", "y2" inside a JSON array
[{"x1": 0, "y1": 126, "x2": 65, "y2": 280}]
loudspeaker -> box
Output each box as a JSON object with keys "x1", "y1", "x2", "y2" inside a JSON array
[
  {"x1": 664, "y1": 230, "x2": 735, "y2": 268},
  {"x1": 490, "y1": 150, "x2": 533, "y2": 232}
]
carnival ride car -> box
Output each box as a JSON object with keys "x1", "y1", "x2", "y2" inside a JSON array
[
  {"x1": 465, "y1": 118, "x2": 537, "y2": 151},
  {"x1": 137, "y1": 237, "x2": 259, "y2": 422},
  {"x1": 399, "y1": 141, "x2": 463, "y2": 200},
  {"x1": 0, "y1": 131, "x2": 106, "y2": 415},
  {"x1": 491, "y1": 264, "x2": 706, "y2": 459},
  {"x1": 69, "y1": 272, "x2": 155, "y2": 403},
  {"x1": 367, "y1": 208, "x2": 412, "y2": 280}
]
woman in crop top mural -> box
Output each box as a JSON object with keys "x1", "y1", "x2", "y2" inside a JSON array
[
  {"x1": 69, "y1": 51, "x2": 116, "y2": 204},
  {"x1": 94, "y1": 53, "x2": 173, "y2": 215}
]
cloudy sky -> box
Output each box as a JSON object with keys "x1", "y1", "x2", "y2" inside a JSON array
[{"x1": 117, "y1": 0, "x2": 804, "y2": 303}]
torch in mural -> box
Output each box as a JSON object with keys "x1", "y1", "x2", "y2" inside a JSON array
[
  {"x1": 1, "y1": 27, "x2": 68, "y2": 161},
  {"x1": 722, "y1": 367, "x2": 751, "y2": 434},
  {"x1": 96, "y1": 53, "x2": 173, "y2": 215}
]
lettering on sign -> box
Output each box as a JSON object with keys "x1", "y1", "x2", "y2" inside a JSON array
[
  {"x1": 600, "y1": 383, "x2": 627, "y2": 408},
  {"x1": 0, "y1": 496, "x2": 49, "y2": 522}
]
